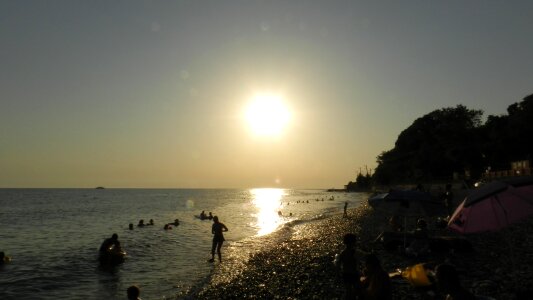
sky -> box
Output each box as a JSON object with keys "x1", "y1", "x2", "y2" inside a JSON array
[{"x1": 1, "y1": 1, "x2": 532, "y2": 189}]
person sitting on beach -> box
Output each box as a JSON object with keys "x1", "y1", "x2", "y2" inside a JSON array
[
  {"x1": 127, "y1": 285, "x2": 142, "y2": 300},
  {"x1": 334, "y1": 233, "x2": 362, "y2": 299},
  {"x1": 137, "y1": 219, "x2": 145, "y2": 227},
  {"x1": 405, "y1": 219, "x2": 430, "y2": 257},
  {"x1": 435, "y1": 264, "x2": 476, "y2": 300},
  {"x1": 99, "y1": 234, "x2": 121, "y2": 254},
  {"x1": 361, "y1": 254, "x2": 392, "y2": 300},
  {"x1": 209, "y1": 216, "x2": 228, "y2": 262},
  {"x1": 389, "y1": 215, "x2": 403, "y2": 232}
]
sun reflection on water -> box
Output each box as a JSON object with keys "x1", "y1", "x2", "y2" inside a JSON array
[{"x1": 250, "y1": 188, "x2": 285, "y2": 236}]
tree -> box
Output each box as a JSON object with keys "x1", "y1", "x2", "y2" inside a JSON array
[{"x1": 373, "y1": 105, "x2": 484, "y2": 184}]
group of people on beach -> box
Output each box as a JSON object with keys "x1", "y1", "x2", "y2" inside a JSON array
[
  {"x1": 336, "y1": 232, "x2": 479, "y2": 300},
  {"x1": 336, "y1": 233, "x2": 392, "y2": 300}
]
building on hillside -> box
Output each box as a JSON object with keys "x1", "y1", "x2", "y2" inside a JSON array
[{"x1": 483, "y1": 160, "x2": 531, "y2": 179}]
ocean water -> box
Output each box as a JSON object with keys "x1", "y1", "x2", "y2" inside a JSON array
[{"x1": 0, "y1": 188, "x2": 367, "y2": 299}]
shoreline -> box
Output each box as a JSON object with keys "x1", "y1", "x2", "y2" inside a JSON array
[{"x1": 183, "y1": 201, "x2": 533, "y2": 299}]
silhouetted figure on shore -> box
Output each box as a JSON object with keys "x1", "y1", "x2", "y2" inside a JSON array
[
  {"x1": 335, "y1": 233, "x2": 361, "y2": 299},
  {"x1": 209, "y1": 216, "x2": 228, "y2": 262},
  {"x1": 436, "y1": 264, "x2": 476, "y2": 300},
  {"x1": 405, "y1": 219, "x2": 430, "y2": 257},
  {"x1": 361, "y1": 254, "x2": 392, "y2": 300},
  {"x1": 444, "y1": 183, "x2": 454, "y2": 217}
]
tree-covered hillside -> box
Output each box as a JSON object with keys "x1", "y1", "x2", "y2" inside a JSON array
[{"x1": 372, "y1": 94, "x2": 533, "y2": 185}]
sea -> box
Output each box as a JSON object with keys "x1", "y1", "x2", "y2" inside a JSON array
[{"x1": 0, "y1": 188, "x2": 368, "y2": 299}]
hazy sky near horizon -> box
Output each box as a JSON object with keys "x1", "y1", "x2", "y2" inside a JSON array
[{"x1": 1, "y1": 1, "x2": 532, "y2": 188}]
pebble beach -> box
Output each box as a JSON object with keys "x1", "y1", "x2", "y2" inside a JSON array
[{"x1": 186, "y1": 199, "x2": 533, "y2": 299}]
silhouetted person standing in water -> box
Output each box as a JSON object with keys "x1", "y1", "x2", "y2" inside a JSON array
[
  {"x1": 209, "y1": 216, "x2": 228, "y2": 262},
  {"x1": 343, "y1": 202, "x2": 348, "y2": 218}
]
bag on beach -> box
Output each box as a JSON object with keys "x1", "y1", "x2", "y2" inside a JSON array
[{"x1": 401, "y1": 263, "x2": 431, "y2": 287}]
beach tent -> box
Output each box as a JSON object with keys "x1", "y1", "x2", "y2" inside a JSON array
[{"x1": 448, "y1": 177, "x2": 533, "y2": 234}]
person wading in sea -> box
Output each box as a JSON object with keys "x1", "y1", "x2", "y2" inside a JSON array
[{"x1": 209, "y1": 216, "x2": 228, "y2": 263}]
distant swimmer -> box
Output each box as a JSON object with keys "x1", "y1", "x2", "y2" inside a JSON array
[
  {"x1": 99, "y1": 234, "x2": 125, "y2": 265},
  {"x1": 172, "y1": 219, "x2": 180, "y2": 226},
  {"x1": 164, "y1": 224, "x2": 172, "y2": 230},
  {"x1": 148, "y1": 219, "x2": 154, "y2": 226},
  {"x1": 200, "y1": 210, "x2": 207, "y2": 220},
  {"x1": 208, "y1": 212, "x2": 213, "y2": 220},
  {"x1": 129, "y1": 223, "x2": 134, "y2": 230},
  {"x1": 99, "y1": 234, "x2": 121, "y2": 254},
  {"x1": 278, "y1": 210, "x2": 283, "y2": 216},
  {"x1": 1, "y1": 251, "x2": 11, "y2": 264},
  {"x1": 127, "y1": 285, "x2": 141, "y2": 300},
  {"x1": 137, "y1": 219, "x2": 145, "y2": 227},
  {"x1": 209, "y1": 216, "x2": 228, "y2": 263}
]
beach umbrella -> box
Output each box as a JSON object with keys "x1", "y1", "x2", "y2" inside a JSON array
[
  {"x1": 368, "y1": 190, "x2": 432, "y2": 217},
  {"x1": 448, "y1": 177, "x2": 533, "y2": 234}
]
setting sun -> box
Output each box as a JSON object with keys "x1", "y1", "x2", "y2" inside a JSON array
[{"x1": 245, "y1": 93, "x2": 290, "y2": 136}]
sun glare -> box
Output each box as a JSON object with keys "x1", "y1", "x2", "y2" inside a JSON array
[
  {"x1": 250, "y1": 188, "x2": 285, "y2": 236},
  {"x1": 245, "y1": 93, "x2": 290, "y2": 136}
]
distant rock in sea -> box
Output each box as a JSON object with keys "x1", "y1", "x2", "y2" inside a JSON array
[{"x1": 95, "y1": 186, "x2": 105, "y2": 189}]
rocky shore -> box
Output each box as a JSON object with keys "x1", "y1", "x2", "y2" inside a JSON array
[{"x1": 184, "y1": 202, "x2": 533, "y2": 299}]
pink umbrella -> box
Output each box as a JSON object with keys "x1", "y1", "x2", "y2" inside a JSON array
[{"x1": 448, "y1": 177, "x2": 533, "y2": 233}]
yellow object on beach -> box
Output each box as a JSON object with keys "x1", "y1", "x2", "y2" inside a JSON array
[{"x1": 401, "y1": 263, "x2": 431, "y2": 286}]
